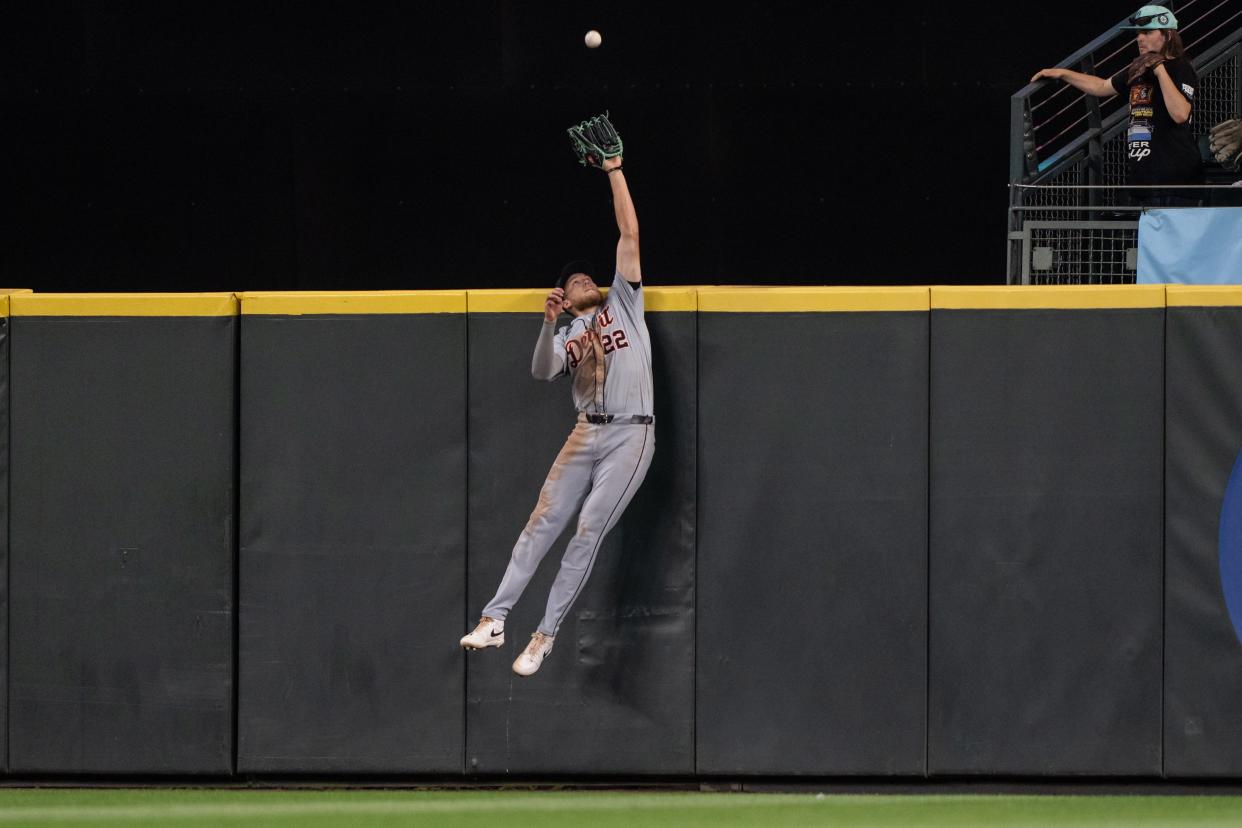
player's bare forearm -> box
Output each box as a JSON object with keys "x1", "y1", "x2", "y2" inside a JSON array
[{"x1": 604, "y1": 158, "x2": 641, "y2": 283}]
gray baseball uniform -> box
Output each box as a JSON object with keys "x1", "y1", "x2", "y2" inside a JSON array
[{"x1": 481, "y1": 271, "x2": 655, "y2": 637}]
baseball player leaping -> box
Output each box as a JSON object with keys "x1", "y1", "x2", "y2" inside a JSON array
[{"x1": 460, "y1": 114, "x2": 655, "y2": 677}]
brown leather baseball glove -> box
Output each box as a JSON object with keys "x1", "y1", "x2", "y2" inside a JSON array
[{"x1": 1125, "y1": 52, "x2": 1167, "y2": 84}]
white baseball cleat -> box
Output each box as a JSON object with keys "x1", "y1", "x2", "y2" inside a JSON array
[
  {"x1": 460, "y1": 616, "x2": 505, "y2": 650},
  {"x1": 512, "y1": 631, "x2": 555, "y2": 676}
]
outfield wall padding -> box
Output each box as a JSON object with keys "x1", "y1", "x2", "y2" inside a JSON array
[
  {"x1": 694, "y1": 289, "x2": 930, "y2": 776},
  {"x1": 927, "y1": 287, "x2": 1165, "y2": 776},
  {"x1": 7, "y1": 294, "x2": 237, "y2": 774},
  {"x1": 1164, "y1": 288, "x2": 1242, "y2": 777},
  {"x1": 14, "y1": 284, "x2": 1242, "y2": 779},
  {"x1": 463, "y1": 289, "x2": 697, "y2": 775},
  {"x1": 0, "y1": 299, "x2": 9, "y2": 772},
  {"x1": 236, "y1": 293, "x2": 467, "y2": 773}
]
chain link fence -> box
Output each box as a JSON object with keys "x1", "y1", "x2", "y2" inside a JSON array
[
  {"x1": 1195, "y1": 46, "x2": 1240, "y2": 137},
  {"x1": 1016, "y1": 219, "x2": 1139, "y2": 285},
  {"x1": 1008, "y1": 182, "x2": 1242, "y2": 285}
]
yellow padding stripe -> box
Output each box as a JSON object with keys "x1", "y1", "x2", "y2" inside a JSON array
[
  {"x1": 644, "y1": 287, "x2": 697, "y2": 311},
  {"x1": 0, "y1": 289, "x2": 32, "y2": 319},
  {"x1": 932, "y1": 285, "x2": 1165, "y2": 310},
  {"x1": 468, "y1": 289, "x2": 548, "y2": 313},
  {"x1": 241, "y1": 291, "x2": 465, "y2": 315},
  {"x1": 468, "y1": 286, "x2": 696, "y2": 313},
  {"x1": 1166, "y1": 286, "x2": 1242, "y2": 307},
  {"x1": 12, "y1": 293, "x2": 238, "y2": 317},
  {"x1": 698, "y1": 287, "x2": 929, "y2": 312}
]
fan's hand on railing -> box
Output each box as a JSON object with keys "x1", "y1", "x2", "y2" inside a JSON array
[
  {"x1": 1030, "y1": 67, "x2": 1066, "y2": 83},
  {"x1": 1028, "y1": 66, "x2": 1113, "y2": 98}
]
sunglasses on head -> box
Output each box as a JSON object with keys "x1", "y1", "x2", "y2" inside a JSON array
[{"x1": 1131, "y1": 11, "x2": 1170, "y2": 26}]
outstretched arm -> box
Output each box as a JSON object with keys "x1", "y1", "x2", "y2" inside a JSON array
[
  {"x1": 602, "y1": 156, "x2": 641, "y2": 284},
  {"x1": 1030, "y1": 67, "x2": 1117, "y2": 98}
]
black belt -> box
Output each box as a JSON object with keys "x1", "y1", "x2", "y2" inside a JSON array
[{"x1": 582, "y1": 413, "x2": 654, "y2": 425}]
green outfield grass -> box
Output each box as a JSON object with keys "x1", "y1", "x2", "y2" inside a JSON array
[{"x1": 1, "y1": 789, "x2": 1242, "y2": 828}]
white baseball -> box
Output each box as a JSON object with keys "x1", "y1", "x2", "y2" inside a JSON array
[{"x1": 584, "y1": 30, "x2": 602, "y2": 49}]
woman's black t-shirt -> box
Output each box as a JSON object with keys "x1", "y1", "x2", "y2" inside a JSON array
[{"x1": 1109, "y1": 57, "x2": 1202, "y2": 186}]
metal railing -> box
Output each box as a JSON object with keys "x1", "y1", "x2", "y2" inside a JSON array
[{"x1": 1007, "y1": 2, "x2": 1242, "y2": 283}]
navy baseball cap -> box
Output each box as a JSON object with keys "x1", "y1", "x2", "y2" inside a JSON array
[{"x1": 556, "y1": 259, "x2": 596, "y2": 290}]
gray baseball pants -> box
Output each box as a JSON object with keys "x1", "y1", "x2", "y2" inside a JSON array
[{"x1": 482, "y1": 417, "x2": 655, "y2": 637}]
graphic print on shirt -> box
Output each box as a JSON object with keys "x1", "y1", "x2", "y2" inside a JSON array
[
  {"x1": 550, "y1": 273, "x2": 653, "y2": 417},
  {"x1": 1129, "y1": 84, "x2": 1154, "y2": 161}
]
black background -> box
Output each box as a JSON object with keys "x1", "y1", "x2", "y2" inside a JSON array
[{"x1": 4, "y1": 2, "x2": 1127, "y2": 291}]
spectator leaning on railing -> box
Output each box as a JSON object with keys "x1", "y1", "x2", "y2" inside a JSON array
[{"x1": 1031, "y1": 5, "x2": 1201, "y2": 207}]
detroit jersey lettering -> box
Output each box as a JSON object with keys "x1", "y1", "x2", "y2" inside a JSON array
[{"x1": 552, "y1": 271, "x2": 653, "y2": 416}]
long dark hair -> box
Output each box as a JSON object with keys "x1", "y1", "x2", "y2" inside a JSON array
[{"x1": 1162, "y1": 29, "x2": 1187, "y2": 60}]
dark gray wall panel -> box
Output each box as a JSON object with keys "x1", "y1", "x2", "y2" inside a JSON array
[
  {"x1": 238, "y1": 314, "x2": 465, "y2": 773},
  {"x1": 1166, "y1": 306, "x2": 1242, "y2": 777},
  {"x1": 464, "y1": 310, "x2": 695, "y2": 775},
  {"x1": 0, "y1": 316, "x2": 8, "y2": 772},
  {"x1": 697, "y1": 311, "x2": 928, "y2": 776},
  {"x1": 9, "y1": 316, "x2": 235, "y2": 773},
  {"x1": 928, "y1": 308, "x2": 1163, "y2": 776}
]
